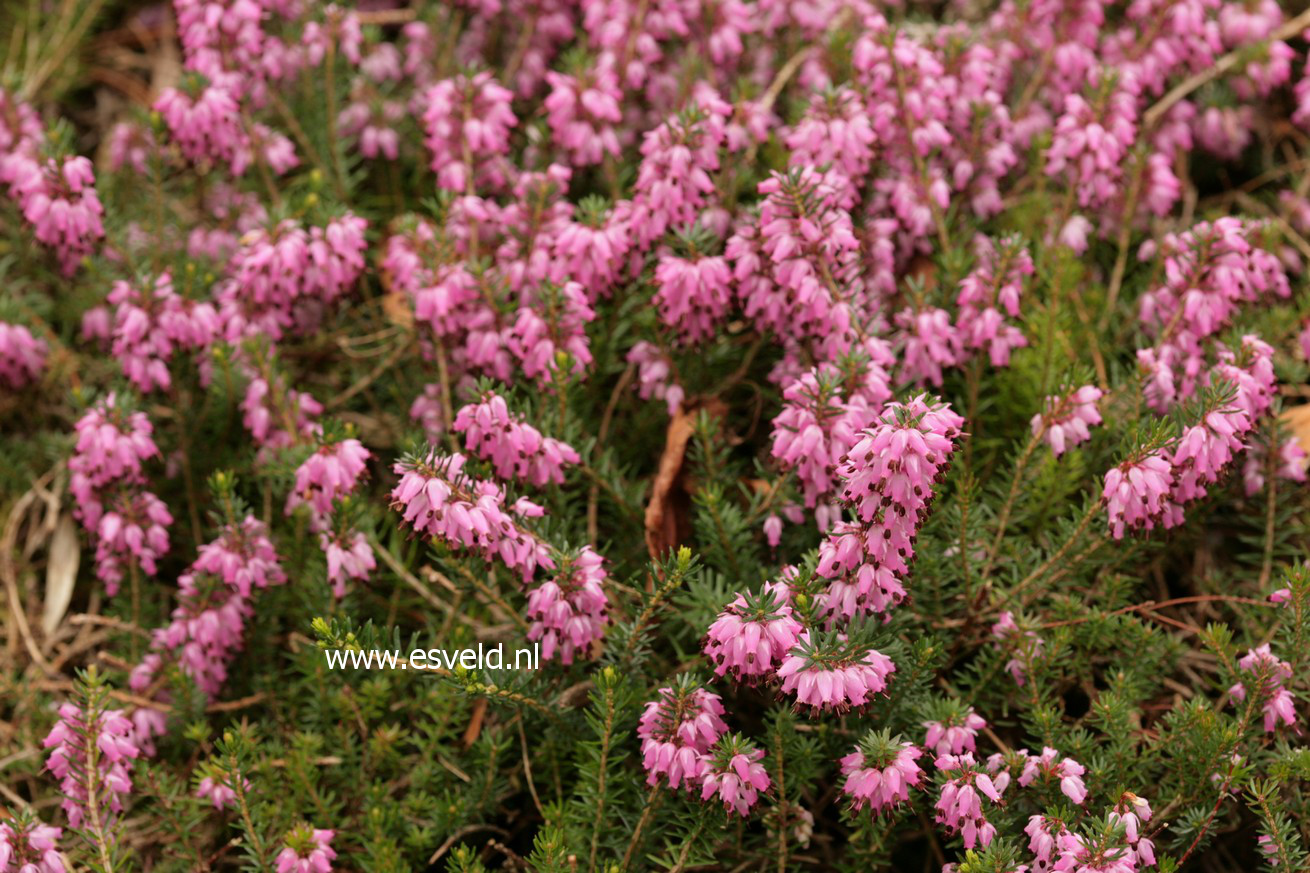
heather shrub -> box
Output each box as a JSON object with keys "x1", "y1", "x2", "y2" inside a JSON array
[{"x1": 3, "y1": 1, "x2": 1310, "y2": 872}]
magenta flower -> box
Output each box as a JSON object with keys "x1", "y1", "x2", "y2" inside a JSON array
[
  {"x1": 777, "y1": 631, "x2": 896, "y2": 714},
  {"x1": 627, "y1": 341, "x2": 684, "y2": 415},
  {"x1": 0, "y1": 321, "x2": 47, "y2": 389},
  {"x1": 699, "y1": 735, "x2": 771, "y2": 816},
  {"x1": 629, "y1": 92, "x2": 730, "y2": 249},
  {"x1": 390, "y1": 450, "x2": 554, "y2": 582},
  {"x1": 195, "y1": 773, "x2": 244, "y2": 810},
  {"x1": 1109, "y1": 792, "x2": 1156, "y2": 867},
  {"x1": 1033, "y1": 386, "x2": 1103, "y2": 457},
  {"x1": 934, "y1": 753, "x2": 1006, "y2": 850},
  {"x1": 923, "y1": 707, "x2": 987, "y2": 757},
  {"x1": 1017, "y1": 747, "x2": 1088, "y2": 805},
  {"x1": 1026, "y1": 814, "x2": 1069, "y2": 871},
  {"x1": 895, "y1": 306, "x2": 963, "y2": 387},
  {"x1": 733, "y1": 166, "x2": 866, "y2": 340},
  {"x1": 287, "y1": 437, "x2": 370, "y2": 519},
  {"x1": 0, "y1": 812, "x2": 65, "y2": 873},
  {"x1": 839, "y1": 732, "x2": 924, "y2": 815},
  {"x1": 108, "y1": 272, "x2": 219, "y2": 393},
  {"x1": 241, "y1": 369, "x2": 323, "y2": 452},
  {"x1": 704, "y1": 580, "x2": 802, "y2": 682},
  {"x1": 155, "y1": 82, "x2": 247, "y2": 172},
  {"x1": 194, "y1": 515, "x2": 286, "y2": 599},
  {"x1": 991, "y1": 611, "x2": 1044, "y2": 686},
  {"x1": 132, "y1": 571, "x2": 248, "y2": 701},
  {"x1": 770, "y1": 364, "x2": 886, "y2": 519},
  {"x1": 526, "y1": 546, "x2": 609, "y2": 665},
  {"x1": 544, "y1": 59, "x2": 622, "y2": 166},
  {"x1": 1229, "y1": 644, "x2": 1298, "y2": 733},
  {"x1": 275, "y1": 826, "x2": 336, "y2": 873},
  {"x1": 507, "y1": 281, "x2": 596, "y2": 386},
  {"x1": 551, "y1": 199, "x2": 632, "y2": 301},
  {"x1": 321, "y1": 530, "x2": 376, "y2": 597},
  {"x1": 814, "y1": 396, "x2": 963, "y2": 614},
  {"x1": 653, "y1": 246, "x2": 733, "y2": 345},
  {"x1": 421, "y1": 72, "x2": 516, "y2": 193},
  {"x1": 5, "y1": 154, "x2": 105, "y2": 273},
  {"x1": 44, "y1": 703, "x2": 140, "y2": 828},
  {"x1": 1101, "y1": 452, "x2": 1174, "y2": 539},
  {"x1": 638, "y1": 681, "x2": 728, "y2": 790},
  {"x1": 955, "y1": 234, "x2": 1033, "y2": 367},
  {"x1": 454, "y1": 392, "x2": 580, "y2": 487}
]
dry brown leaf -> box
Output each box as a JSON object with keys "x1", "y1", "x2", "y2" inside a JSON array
[
  {"x1": 1280, "y1": 405, "x2": 1310, "y2": 476},
  {"x1": 42, "y1": 516, "x2": 80, "y2": 637},
  {"x1": 642, "y1": 398, "x2": 728, "y2": 560}
]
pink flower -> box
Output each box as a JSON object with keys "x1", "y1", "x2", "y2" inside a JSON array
[
  {"x1": 653, "y1": 245, "x2": 732, "y2": 345},
  {"x1": 1017, "y1": 747, "x2": 1088, "y2": 805},
  {"x1": 0, "y1": 321, "x2": 47, "y2": 389},
  {"x1": 839, "y1": 733, "x2": 924, "y2": 814},
  {"x1": 1109, "y1": 793, "x2": 1156, "y2": 867},
  {"x1": 735, "y1": 166, "x2": 868, "y2": 341},
  {"x1": 1229, "y1": 644, "x2": 1298, "y2": 733},
  {"x1": 275, "y1": 827, "x2": 336, "y2": 873},
  {"x1": 5, "y1": 155, "x2": 105, "y2": 273},
  {"x1": 955, "y1": 234, "x2": 1033, "y2": 367},
  {"x1": 526, "y1": 547, "x2": 609, "y2": 665},
  {"x1": 1101, "y1": 452, "x2": 1174, "y2": 539},
  {"x1": 195, "y1": 774, "x2": 247, "y2": 810},
  {"x1": 777, "y1": 631, "x2": 896, "y2": 714},
  {"x1": 699, "y1": 736, "x2": 771, "y2": 816},
  {"x1": 551, "y1": 200, "x2": 632, "y2": 300},
  {"x1": 241, "y1": 369, "x2": 323, "y2": 452},
  {"x1": 895, "y1": 307, "x2": 963, "y2": 387},
  {"x1": 421, "y1": 72, "x2": 516, "y2": 193},
  {"x1": 454, "y1": 392, "x2": 580, "y2": 487},
  {"x1": 133, "y1": 572, "x2": 248, "y2": 700},
  {"x1": 321, "y1": 530, "x2": 375, "y2": 597},
  {"x1": 155, "y1": 82, "x2": 247, "y2": 171},
  {"x1": 390, "y1": 451, "x2": 554, "y2": 582},
  {"x1": 507, "y1": 281, "x2": 596, "y2": 385},
  {"x1": 704, "y1": 580, "x2": 802, "y2": 681},
  {"x1": 0, "y1": 813, "x2": 65, "y2": 873},
  {"x1": 1046, "y1": 79, "x2": 1139, "y2": 212},
  {"x1": 108, "y1": 272, "x2": 219, "y2": 393},
  {"x1": 193, "y1": 515, "x2": 286, "y2": 599},
  {"x1": 543, "y1": 60, "x2": 622, "y2": 166},
  {"x1": 991, "y1": 611, "x2": 1045, "y2": 686},
  {"x1": 630, "y1": 91, "x2": 730, "y2": 249},
  {"x1": 814, "y1": 396, "x2": 964, "y2": 618},
  {"x1": 627, "y1": 341, "x2": 684, "y2": 415},
  {"x1": 935, "y1": 753, "x2": 1005, "y2": 850},
  {"x1": 44, "y1": 703, "x2": 140, "y2": 829},
  {"x1": 786, "y1": 87, "x2": 876, "y2": 182},
  {"x1": 287, "y1": 438, "x2": 370, "y2": 519},
  {"x1": 770, "y1": 363, "x2": 888, "y2": 517},
  {"x1": 1026, "y1": 814, "x2": 1069, "y2": 871},
  {"x1": 638, "y1": 681, "x2": 728, "y2": 789},
  {"x1": 923, "y1": 708, "x2": 987, "y2": 757},
  {"x1": 1033, "y1": 386, "x2": 1103, "y2": 457}
]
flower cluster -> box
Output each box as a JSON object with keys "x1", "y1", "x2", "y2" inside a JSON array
[
  {"x1": 43, "y1": 703, "x2": 140, "y2": 829},
  {"x1": 67, "y1": 396, "x2": 172, "y2": 593},
  {"x1": 816, "y1": 396, "x2": 964, "y2": 619},
  {"x1": 840, "y1": 732, "x2": 924, "y2": 815},
  {"x1": 1229, "y1": 644, "x2": 1298, "y2": 733},
  {"x1": 0, "y1": 321, "x2": 47, "y2": 390},
  {"x1": 638, "y1": 680, "x2": 729, "y2": 790},
  {"x1": 391, "y1": 450, "x2": 553, "y2": 582},
  {"x1": 453, "y1": 392, "x2": 580, "y2": 487}
]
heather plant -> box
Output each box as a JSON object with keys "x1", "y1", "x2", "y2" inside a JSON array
[{"x1": 3, "y1": 0, "x2": 1310, "y2": 872}]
